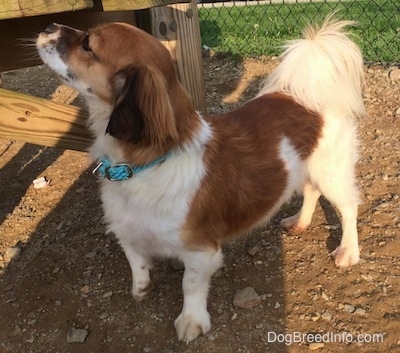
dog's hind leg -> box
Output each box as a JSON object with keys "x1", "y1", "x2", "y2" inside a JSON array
[
  {"x1": 281, "y1": 180, "x2": 321, "y2": 232},
  {"x1": 328, "y1": 200, "x2": 359, "y2": 267},
  {"x1": 174, "y1": 248, "x2": 223, "y2": 343},
  {"x1": 317, "y1": 178, "x2": 360, "y2": 267}
]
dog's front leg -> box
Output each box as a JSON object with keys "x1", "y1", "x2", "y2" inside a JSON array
[
  {"x1": 174, "y1": 248, "x2": 223, "y2": 343},
  {"x1": 120, "y1": 241, "x2": 153, "y2": 301}
]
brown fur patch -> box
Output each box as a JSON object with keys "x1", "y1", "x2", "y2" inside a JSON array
[
  {"x1": 182, "y1": 93, "x2": 323, "y2": 250},
  {"x1": 113, "y1": 65, "x2": 202, "y2": 165},
  {"x1": 56, "y1": 22, "x2": 202, "y2": 165}
]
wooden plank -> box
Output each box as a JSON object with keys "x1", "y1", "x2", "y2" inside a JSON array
[
  {"x1": 0, "y1": 88, "x2": 91, "y2": 151},
  {"x1": 0, "y1": 0, "x2": 93, "y2": 20},
  {"x1": 0, "y1": 11, "x2": 137, "y2": 71},
  {"x1": 151, "y1": 0, "x2": 206, "y2": 112},
  {"x1": 102, "y1": 0, "x2": 190, "y2": 12}
]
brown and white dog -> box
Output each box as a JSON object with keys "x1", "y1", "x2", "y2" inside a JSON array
[{"x1": 37, "y1": 16, "x2": 365, "y2": 342}]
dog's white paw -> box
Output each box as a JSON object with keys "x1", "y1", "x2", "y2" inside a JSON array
[
  {"x1": 132, "y1": 280, "x2": 153, "y2": 302},
  {"x1": 281, "y1": 214, "x2": 309, "y2": 232},
  {"x1": 174, "y1": 310, "x2": 211, "y2": 343},
  {"x1": 330, "y1": 245, "x2": 360, "y2": 267}
]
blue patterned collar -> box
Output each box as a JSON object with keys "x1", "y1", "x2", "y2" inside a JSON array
[{"x1": 92, "y1": 152, "x2": 172, "y2": 181}]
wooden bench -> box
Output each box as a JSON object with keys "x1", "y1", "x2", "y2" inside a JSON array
[{"x1": 0, "y1": 0, "x2": 206, "y2": 151}]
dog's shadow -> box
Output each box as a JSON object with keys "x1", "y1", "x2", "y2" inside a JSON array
[{"x1": 319, "y1": 197, "x2": 343, "y2": 252}]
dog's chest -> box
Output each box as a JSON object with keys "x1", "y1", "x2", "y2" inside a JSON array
[{"x1": 99, "y1": 154, "x2": 206, "y2": 257}]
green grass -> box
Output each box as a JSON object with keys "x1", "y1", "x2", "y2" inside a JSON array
[{"x1": 198, "y1": 0, "x2": 400, "y2": 63}]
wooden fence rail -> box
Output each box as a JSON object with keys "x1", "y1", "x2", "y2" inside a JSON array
[{"x1": 0, "y1": 88, "x2": 91, "y2": 151}]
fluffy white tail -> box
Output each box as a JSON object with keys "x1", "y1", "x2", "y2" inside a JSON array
[{"x1": 259, "y1": 15, "x2": 365, "y2": 119}]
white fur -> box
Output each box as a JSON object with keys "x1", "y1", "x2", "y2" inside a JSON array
[
  {"x1": 267, "y1": 17, "x2": 363, "y2": 267},
  {"x1": 99, "y1": 118, "x2": 213, "y2": 302},
  {"x1": 259, "y1": 16, "x2": 365, "y2": 120},
  {"x1": 38, "y1": 35, "x2": 101, "y2": 101},
  {"x1": 175, "y1": 249, "x2": 223, "y2": 343}
]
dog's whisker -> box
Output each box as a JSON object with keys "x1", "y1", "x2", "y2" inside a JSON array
[{"x1": 17, "y1": 36, "x2": 38, "y2": 47}]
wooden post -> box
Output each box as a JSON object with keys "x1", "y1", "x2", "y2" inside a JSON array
[
  {"x1": 151, "y1": 0, "x2": 206, "y2": 112},
  {"x1": 0, "y1": 88, "x2": 91, "y2": 151}
]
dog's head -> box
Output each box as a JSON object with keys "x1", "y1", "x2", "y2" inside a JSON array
[{"x1": 37, "y1": 22, "x2": 197, "y2": 152}]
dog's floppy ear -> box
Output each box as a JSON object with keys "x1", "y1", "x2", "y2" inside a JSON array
[{"x1": 107, "y1": 66, "x2": 178, "y2": 146}]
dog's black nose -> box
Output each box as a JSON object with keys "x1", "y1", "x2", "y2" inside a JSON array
[{"x1": 43, "y1": 23, "x2": 59, "y2": 34}]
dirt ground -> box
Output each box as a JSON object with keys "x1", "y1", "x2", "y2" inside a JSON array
[{"x1": 0, "y1": 56, "x2": 399, "y2": 353}]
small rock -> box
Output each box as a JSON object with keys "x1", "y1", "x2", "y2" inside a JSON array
[
  {"x1": 99, "y1": 312, "x2": 109, "y2": 320},
  {"x1": 85, "y1": 251, "x2": 97, "y2": 259},
  {"x1": 247, "y1": 246, "x2": 259, "y2": 256},
  {"x1": 355, "y1": 308, "x2": 366, "y2": 315},
  {"x1": 395, "y1": 107, "x2": 400, "y2": 116},
  {"x1": 231, "y1": 312, "x2": 238, "y2": 320},
  {"x1": 389, "y1": 68, "x2": 400, "y2": 81},
  {"x1": 3, "y1": 247, "x2": 21, "y2": 263},
  {"x1": 67, "y1": 327, "x2": 88, "y2": 343},
  {"x1": 311, "y1": 314, "x2": 320, "y2": 322},
  {"x1": 32, "y1": 176, "x2": 51, "y2": 188},
  {"x1": 274, "y1": 302, "x2": 281, "y2": 309},
  {"x1": 103, "y1": 291, "x2": 113, "y2": 298},
  {"x1": 321, "y1": 291, "x2": 330, "y2": 301},
  {"x1": 233, "y1": 287, "x2": 262, "y2": 309},
  {"x1": 344, "y1": 304, "x2": 355, "y2": 313},
  {"x1": 80, "y1": 285, "x2": 90, "y2": 294},
  {"x1": 309, "y1": 342, "x2": 324, "y2": 350},
  {"x1": 26, "y1": 337, "x2": 35, "y2": 344},
  {"x1": 321, "y1": 312, "x2": 332, "y2": 321}
]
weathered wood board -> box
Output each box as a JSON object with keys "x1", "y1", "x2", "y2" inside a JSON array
[
  {"x1": 0, "y1": 88, "x2": 91, "y2": 151},
  {"x1": 0, "y1": 0, "x2": 93, "y2": 20},
  {"x1": 0, "y1": 0, "x2": 190, "y2": 20},
  {"x1": 101, "y1": 0, "x2": 190, "y2": 11}
]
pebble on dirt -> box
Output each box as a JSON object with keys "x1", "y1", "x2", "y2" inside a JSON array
[
  {"x1": 355, "y1": 308, "x2": 366, "y2": 315},
  {"x1": 344, "y1": 304, "x2": 355, "y2": 313},
  {"x1": 67, "y1": 327, "x2": 89, "y2": 344},
  {"x1": 233, "y1": 287, "x2": 262, "y2": 309},
  {"x1": 321, "y1": 312, "x2": 332, "y2": 321}
]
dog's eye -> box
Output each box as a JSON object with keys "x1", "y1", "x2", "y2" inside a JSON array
[{"x1": 82, "y1": 34, "x2": 91, "y2": 52}]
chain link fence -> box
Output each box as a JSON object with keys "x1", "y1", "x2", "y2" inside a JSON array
[{"x1": 197, "y1": 0, "x2": 400, "y2": 64}]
